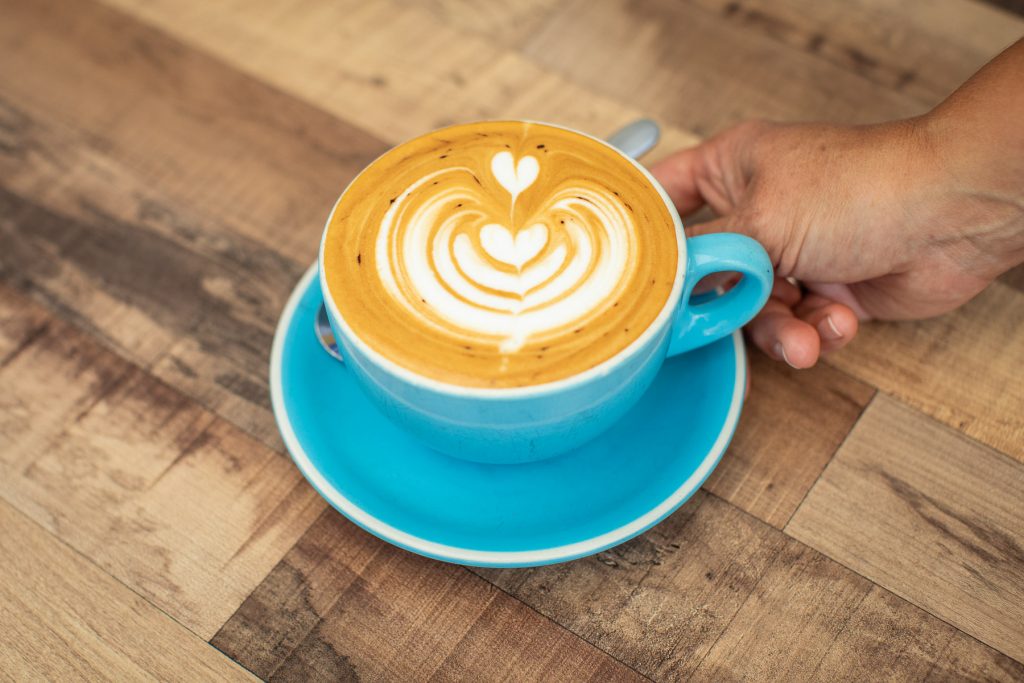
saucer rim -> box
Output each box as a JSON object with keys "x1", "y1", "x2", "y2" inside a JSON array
[{"x1": 270, "y1": 264, "x2": 745, "y2": 567}]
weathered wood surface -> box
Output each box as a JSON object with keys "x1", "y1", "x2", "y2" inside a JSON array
[
  {"x1": 211, "y1": 510, "x2": 643, "y2": 681},
  {"x1": 788, "y1": 396, "x2": 1024, "y2": 663},
  {"x1": 0, "y1": 497, "x2": 255, "y2": 681},
  {"x1": 0, "y1": 283, "x2": 326, "y2": 639},
  {"x1": 1, "y1": 0, "x2": 1022, "y2": 679}
]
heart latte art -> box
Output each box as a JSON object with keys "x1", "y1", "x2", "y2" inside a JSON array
[
  {"x1": 323, "y1": 121, "x2": 679, "y2": 388},
  {"x1": 378, "y1": 149, "x2": 635, "y2": 354}
]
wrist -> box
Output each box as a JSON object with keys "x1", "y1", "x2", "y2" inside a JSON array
[{"x1": 913, "y1": 109, "x2": 1024, "y2": 276}]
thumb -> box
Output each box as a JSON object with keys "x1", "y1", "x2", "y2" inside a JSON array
[{"x1": 649, "y1": 145, "x2": 709, "y2": 216}]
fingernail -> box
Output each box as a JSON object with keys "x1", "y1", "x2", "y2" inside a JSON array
[
  {"x1": 773, "y1": 342, "x2": 796, "y2": 368},
  {"x1": 819, "y1": 315, "x2": 843, "y2": 341}
]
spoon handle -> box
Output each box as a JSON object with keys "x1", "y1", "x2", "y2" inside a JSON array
[{"x1": 606, "y1": 119, "x2": 661, "y2": 160}]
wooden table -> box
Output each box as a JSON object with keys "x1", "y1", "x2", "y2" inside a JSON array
[{"x1": 2, "y1": 0, "x2": 1022, "y2": 680}]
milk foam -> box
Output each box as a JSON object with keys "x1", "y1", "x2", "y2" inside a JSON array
[{"x1": 374, "y1": 151, "x2": 634, "y2": 352}]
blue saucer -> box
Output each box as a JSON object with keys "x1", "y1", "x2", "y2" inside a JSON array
[{"x1": 271, "y1": 266, "x2": 746, "y2": 567}]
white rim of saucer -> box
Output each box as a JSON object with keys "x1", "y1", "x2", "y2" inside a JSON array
[{"x1": 270, "y1": 264, "x2": 746, "y2": 567}]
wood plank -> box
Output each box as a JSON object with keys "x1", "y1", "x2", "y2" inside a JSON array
[
  {"x1": 0, "y1": 284, "x2": 127, "y2": 476},
  {"x1": 412, "y1": 0, "x2": 564, "y2": 48},
  {"x1": 691, "y1": 541, "x2": 1024, "y2": 681},
  {"x1": 928, "y1": 630, "x2": 1024, "y2": 681},
  {"x1": 405, "y1": 0, "x2": 1020, "y2": 109},
  {"x1": 0, "y1": 286, "x2": 50, "y2": 364},
  {"x1": 816, "y1": 587, "x2": 1024, "y2": 682},
  {"x1": 476, "y1": 493, "x2": 786, "y2": 679},
  {"x1": 703, "y1": 352, "x2": 874, "y2": 528},
  {"x1": 828, "y1": 283, "x2": 1024, "y2": 462},
  {"x1": 983, "y1": 0, "x2": 1024, "y2": 17},
  {"x1": 692, "y1": 540, "x2": 869, "y2": 680},
  {"x1": 212, "y1": 510, "x2": 643, "y2": 682},
  {"x1": 683, "y1": 0, "x2": 1022, "y2": 104},
  {"x1": 0, "y1": 173, "x2": 293, "y2": 447},
  {"x1": 476, "y1": 489, "x2": 1018, "y2": 680},
  {"x1": 787, "y1": 395, "x2": 1024, "y2": 663},
  {"x1": 99, "y1": 0, "x2": 702, "y2": 157},
  {"x1": 0, "y1": 284, "x2": 325, "y2": 639},
  {"x1": 0, "y1": 498, "x2": 255, "y2": 682},
  {"x1": 0, "y1": 0, "x2": 386, "y2": 265},
  {"x1": 519, "y1": 0, "x2": 926, "y2": 139},
  {"x1": 0, "y1": 0, "x2": 386, "y2": 446}
]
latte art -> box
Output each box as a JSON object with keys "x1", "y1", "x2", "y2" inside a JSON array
[
  {"x1": 324, "y1": 121, "x2": 679, "y2": 388},
  {"x1": 376, "y1": 149, "x2": 634, "y2": 354}
]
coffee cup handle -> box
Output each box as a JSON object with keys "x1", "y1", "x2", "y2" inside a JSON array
[{"x1": 668, "y1": 233, "x2": 773, "y2": 357}]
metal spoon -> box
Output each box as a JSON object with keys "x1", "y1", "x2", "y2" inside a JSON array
[
  {"x1": 315, "y1": 303, "x2": 344, "y2": 361},
  {"x1": 314, "y1": 119, "x2": 662, "y2": 362},
  {"x1": 605, "y1": 118, "x2": 660, "y2": 159}
]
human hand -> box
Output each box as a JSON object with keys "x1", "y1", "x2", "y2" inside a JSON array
[{"x1": 651, "y1": 117, "x2": 1023, "y2": 368}]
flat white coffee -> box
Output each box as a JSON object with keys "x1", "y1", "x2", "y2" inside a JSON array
[{"x1": 323, "y1": 121, "x2": 678, "y2": 388}]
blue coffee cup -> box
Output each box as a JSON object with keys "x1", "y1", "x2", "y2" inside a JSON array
[{"x1": 317, "y1": 122, "x2": 773, "y2": 464}]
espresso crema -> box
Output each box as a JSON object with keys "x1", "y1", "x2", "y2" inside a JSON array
[{"x1": 323, "y1": 121, "x2": 679, "y2": 388}]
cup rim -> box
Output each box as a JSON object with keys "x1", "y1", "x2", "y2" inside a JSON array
[{"x1": 317, "y1": 119, "x2": 687, "y2": 399}]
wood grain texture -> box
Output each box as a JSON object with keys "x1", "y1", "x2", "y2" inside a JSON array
[
  {"x1": 685, "y1": 0, "x2": 1023, "y2": 103},
  {"x1": 520, "y1": 0, "x2": 927, "y2": 138},
  {"x1": 0, "y1": 0, "x2": 385, "y2": 265},
  {"x1": 0, "y1": 0, "x2": 386, "y2": 447},
  {"x1": 788, "y1": 395, "x2": 1024, "y2": 663},
  {"x1": 0, "y1": 283, "x2": 126, "y2": 477},
  {"x1": 928, "y1": 632, "x2": 1024, "y2": 682},
  {"x1": 983, "y1": 0, "x2": 1024, "y2": 17},
  {"x1": 691, "y1": 541, "x2": 1024, "y2": 681},
  {"x1": 0, "y1": 498, "x2": 255, "y2": 682},
  {"x1": 477, "y1": 491, "x2": 1020, "y2": 681},
  {"x1": 0, "y1": 288, "x2": 50, "y2": 364},
  {"x1": 693, "y1": 540, "x2": 873, "y2": 680},
  {"x1": 212, "y1": 510, "x2": 643, "y2": 682},
  {"x1": 703, "y1": 353, "x2": 874, "y2": 528},
  {"x1": 98, "y1": 0, "x2": 703, "y2": 158},
  {"x1": 413, "y1": 0, "x2": 564, "y2": 48},
  {"x1": 0, "y1": 284, "x2": 325, "y2": 638},
  {"x1": 409, "y1": 0, "x2": 1022, "y2": 109},
  {"x1": 828, "y1": 283, "x2": 1024, "y2": 462},
  {"x1": 477, "y1": 493, "x2": 785, "y2": 680},
  {"x1": 814, "y1": 587, "x2": 1024, "y2": 682}
]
